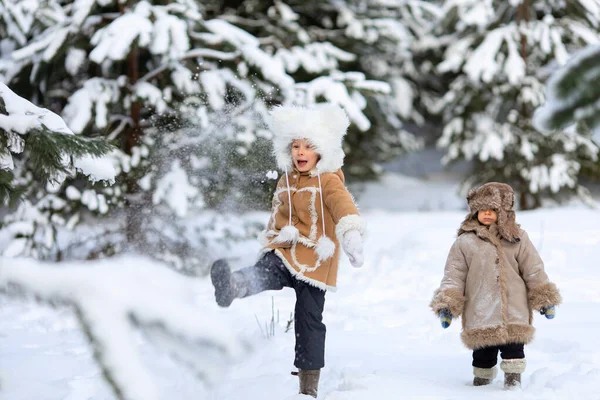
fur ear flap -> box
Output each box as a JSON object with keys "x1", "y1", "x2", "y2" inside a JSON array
[{"x1": 498, "y1": 210, "x2": 521, "y2": 243}]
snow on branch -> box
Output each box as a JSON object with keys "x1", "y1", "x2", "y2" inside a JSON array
[
  {"x1": 0, "y1": 82, "x2": 74, "y2": 137},
  {"x1": 0, "y1": 82, "x2": 116, "y2": 189},
  {"x1": 295, "y1": 74, "x2": 391, "y2": 131},
  {"x1": 534, "y1": 44, "x2": 600, "y2": 142},
  {"x1": 0, "y1": 256, "x2": 245, "y2": 400},
  {"x1": 204, "y1": 18, "x2": 295, "y2": 91}
]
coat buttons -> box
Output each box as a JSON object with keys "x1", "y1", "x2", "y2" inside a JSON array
[{"x1": 292, "y1": 216, "x2": 299, "y2": 224}]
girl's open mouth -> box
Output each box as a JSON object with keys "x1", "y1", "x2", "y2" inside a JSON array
[{"x1": 297, "y1": 160, "x2": 307, "y2": 167}]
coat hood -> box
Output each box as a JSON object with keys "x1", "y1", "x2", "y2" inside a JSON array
[
  {"x1": 459, "y1": 182, "x2": 521, "y2": 243},
  {"x1": 268, "y1": 103, "x2": 350, "y2": 173}
]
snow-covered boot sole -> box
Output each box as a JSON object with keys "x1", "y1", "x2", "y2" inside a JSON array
[{"x1": 210, "y1": 259, "x2": 235, "y2": 308}]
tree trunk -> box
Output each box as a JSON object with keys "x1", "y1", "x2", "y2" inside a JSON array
[
  {"x1": 517, "y1": 0, "x2": 528, "y2": 65},
  {"x1": 122, "y1": 2, "x2": 145, "y2": 246},
  {"x1": 516, "y1": 0, "x2": 539, "y2": 211},
  {"x1": 517, "y1": 0, "x2": 529, "y2": 118}
]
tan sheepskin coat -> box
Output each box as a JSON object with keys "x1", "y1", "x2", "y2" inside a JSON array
[
  {"x1": 261, "y1": 168, "x2": 364, "y2": 291},
  {"x1": 430, "y1": 218, "x2": 562, "y2": 349}
]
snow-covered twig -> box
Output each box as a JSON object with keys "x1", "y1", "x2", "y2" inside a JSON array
[
  {"x1": 182, "y1": 48, "x2": 240, "y2": 61},
  {"x1": 107, "y1": 115, "x2": 134, "y2": 141},
  {"x1": 0, "y1": 256, "x2": 245, "y2": 400}
]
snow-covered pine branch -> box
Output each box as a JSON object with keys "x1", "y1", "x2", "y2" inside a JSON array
[
  {"x1": 0, "y1": 256, "x2": 245, "y2": 400},
  {"x1": 534, "y1": 44, "x2": 600, "y2": 144},
  {"x1": 0, "y1": 82, "x2": 115, "y2": 205}
]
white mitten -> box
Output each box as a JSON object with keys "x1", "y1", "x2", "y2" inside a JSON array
[{"x1": 342, "y1": 229, "x2": 364, "y2": 268}]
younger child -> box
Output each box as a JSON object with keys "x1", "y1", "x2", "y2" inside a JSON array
[
  {"x1": 210, "y1": 103, "x2": 365, "y2": 398},
  {"x1": 430, "y1": 182, "x2": 561, "y2": 389}
]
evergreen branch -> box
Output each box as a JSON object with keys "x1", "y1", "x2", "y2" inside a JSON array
[
  {"x1": 74, "y1": 307, "x2": 128, "y2": 400},
  {"x1": 139, "y1": 48, "x2": 239, "y2": 83},
  {"x1": 25, "y1": 129, "x2": 114, "y2": 182},
  {"x1": 0, "y1": 259, "x2": 243, "y2": 400},
  {"x1": 536, "y1": 46, "x2": 600, "y2": 131},
  {"x1": 0, "y1": 170, "x2": 28, "y2": 207}
]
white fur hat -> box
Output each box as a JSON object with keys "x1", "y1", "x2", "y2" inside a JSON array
[{"x1": 268, "y1": 103, "x2": 350, "y2": 173}]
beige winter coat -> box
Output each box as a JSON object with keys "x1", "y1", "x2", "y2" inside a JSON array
[
  {"x1": 430, "y1": 218, "x2": 562, "y2": 349},
  {"x1": 261, "y1": 168, "x2": 364, "y2": 291}
]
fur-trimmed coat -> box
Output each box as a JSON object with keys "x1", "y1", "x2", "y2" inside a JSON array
[
  {"x1": 261, "y1": 168, "x2": 364, "y2": 291},
  {"x1": 430, "y1": 218, "x2": 562, "y2": 349}
]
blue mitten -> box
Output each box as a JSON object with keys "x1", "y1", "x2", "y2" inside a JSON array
[
  {"x1": 540, "y1": 305, "x2": 556, "y2": 319},
  {"x1": 440, "y1": 309, "x2": 452, "y2": 328}
]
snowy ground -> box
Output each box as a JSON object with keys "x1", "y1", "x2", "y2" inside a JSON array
[{"x1": 1, "y1": 203, "x2": 599, "y2": 399}]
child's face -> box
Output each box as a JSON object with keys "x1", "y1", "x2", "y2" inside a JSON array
[
  {"x1": 291, "y1": 139, "x2": 319, "y2": 172},
  {"x1": 477, "y1": 209, "x2": 498, "y2": 225}
]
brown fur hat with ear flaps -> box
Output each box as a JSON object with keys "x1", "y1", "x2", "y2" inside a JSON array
[{"x1": 459, "y1": 182, "x2": 521, "y2": 243}]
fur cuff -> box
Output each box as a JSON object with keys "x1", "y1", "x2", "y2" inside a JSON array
[
  {"x1": 429, "y1": 287, "x2": 465, "y2": 317},
  {"x1": 335, "y1": 214, "x2": 366, "y2": 242},
  {"x1": 528, "y1": 282, "x2": 562, "y2": 311},
  {"x1": 500, "y1": 359, "x2": 526, "y2": 374},
  {"x1": 473, "y1": 366, "x2": 497, "y2": 379}
]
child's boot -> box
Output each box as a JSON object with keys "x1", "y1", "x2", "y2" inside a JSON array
[
  {"x1": 210, "y1": 259, "x2": 243, "y2": 307},
  {"x1": 298, "y1": 369, "x2": 320, "y2": 398},
  {"x1": 500, "y1": 359, "x2": 526, "y2": 389},
  {"x1": 473, "y1": 366, "x2": 497, "y2": 386}
]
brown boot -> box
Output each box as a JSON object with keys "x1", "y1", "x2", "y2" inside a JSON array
[
  {"x1": 473, "y1": 377, "x2": 492, "y2": 386},
  {"x1": 298, "y1": 369, "x2": 320, "y2": 398},
  {"x1": 500, "y1": 359, "x2": 526, "y2": 389},
  {"x1": 504, "y1": 373, "x2": 521, "y2": 389},
  {"x1": 473, "y1": 366, "x2": 497, "y2": 386}
]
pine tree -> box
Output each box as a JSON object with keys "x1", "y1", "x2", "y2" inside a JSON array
[
  {"x1": 433, "y1": 0, "x2": 600, "y2": 209},
  {"x1": 208, "y1": 0, "x2": 441, "y2": 178},
  {"x1": 0, "y1": 0, "x2": 401, "y2": 270}
]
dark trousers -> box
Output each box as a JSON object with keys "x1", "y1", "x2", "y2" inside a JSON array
[
  {"x1": 234, "y1": 251, "x2": 326, "y2": 370},
  {"x1": 472, "y1": 343, "x2": 525, "y2": 369}
]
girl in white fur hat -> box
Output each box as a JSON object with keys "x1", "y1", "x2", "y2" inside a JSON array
[{"x1": 210, "y1": 103, "x2": 365, "y2": 398}]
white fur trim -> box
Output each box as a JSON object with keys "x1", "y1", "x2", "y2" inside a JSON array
[
  {"x1": 500, "y1": 359, "x2": 526, "y2": 374},
  {"x1": 335, "y1": 214, "x2": 366, "y2": 242},
  {"x1": 265, "y1": 229, "x2": 315, "y2": 248},
  {"x1": 315, "y1": 236, "x2": 335, "y2": 261},
  {"x1": 290, "y1": 241, "x2": 322, "y2": 273},
  {"x1": 271, "y1": 225, "x2": 299, "y2": 244},
  {"x1": 473, "y1": 366, "x2": 498, "y2": 380},
  {"x1": 268, "y1": 188, "x2": 288, "y2": 229},
  {"x1": 297, "y1": 186, "x2": 319, "y2": 240},
  {"x1": 268, "y1": 103, "x2": 350, "y2": 173},
  {"x1": 262, "y1": 249, "x2": 337, "y2": 292}
]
